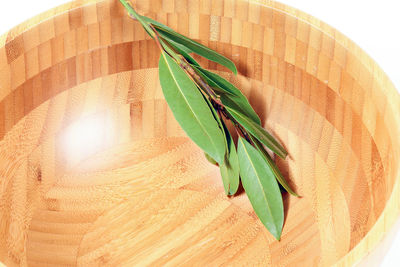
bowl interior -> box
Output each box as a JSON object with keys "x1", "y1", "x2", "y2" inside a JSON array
[{"x1": 0, "y1": 0, "x2": 399, "y2": 266}]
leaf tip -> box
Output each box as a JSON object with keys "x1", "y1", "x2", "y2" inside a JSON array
[
  {"x1": 228, "y1": 188, "x2": 237, "y2": 196},
  {"x1": 271, "y1": 227, "x2": 282, "y2": 241},
  {"x1": 290, "y1": 192, "x2": 300, "y2": 197},
  {"x1": 231, "y1": 65, "x2": 238, "y2": 75}
]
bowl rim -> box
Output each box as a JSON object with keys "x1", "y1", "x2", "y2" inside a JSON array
[{"x1": 0, "y1": 0, "x2": 399, "y2": 266}]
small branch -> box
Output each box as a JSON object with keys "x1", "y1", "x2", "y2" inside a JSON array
[
  {"x1": 128, "y1": 13, "x2": 137, "y2": 21},
  {"x1": 216, "y1": 107, "x2": 225, "y2": 121},
  {"x1": 149, "y1": 24, "x2": 164, "y2": 51},
  {"x1": 237, "y1": 124, "x2": 252, "y2": 143},
  {"x1": 232, "y1": 122, "x2": 251, "y2": 144},
  {"x1": 177, "y1": 56, "x2": 223, "y2": 106},
  {"x1": 179, "y1": 60, "x2": 218, "y2": 99}
]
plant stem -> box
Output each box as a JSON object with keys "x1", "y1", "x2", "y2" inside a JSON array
[
  {"x1": 177, "y1": 56, "x2": 223, "y2": 106},
  {"x1": 119, "y1": 0, "x2": 155, "y2": 38},
  {"x1": 147, "y1": 22, "x2": 222, "y2": 108}
]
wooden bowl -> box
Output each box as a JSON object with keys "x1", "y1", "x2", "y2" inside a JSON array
[{"x1": 1, "y1": 0, "x2": 399, "y2": 266}]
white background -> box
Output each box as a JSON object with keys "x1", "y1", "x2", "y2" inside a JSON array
[{"x1": 0, "y1": 1, "x2": 399, "y2": 266}]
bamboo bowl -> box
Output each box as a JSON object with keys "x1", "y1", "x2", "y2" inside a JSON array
[{"x1": 1, "y1": 0, "x2": 399, "y2": 266}]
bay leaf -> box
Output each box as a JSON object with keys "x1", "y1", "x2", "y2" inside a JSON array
[
  {"x1": 168, "y1": 40, "x2": 201, "y2": 67},
  {"x1": 194, "y1": 66, "x2": 241, "y2": 96},
  {"x1": 219, "y1": 122, "x2": 240, "y2": 195},
  {"x1": 141, "y1": 14, "x2": 237, "y2": 74},
  {"x1": 148, "y1": 21, "x2": 237, "y2": 74},
  {"x1": 192, "y1": 66, "x2": 261, "y2": 124},
  {"x1": 220, "y1": 94, "x2": 261, "y2": 126},
  {"x1": 251, "y1": 137, "x2": 298, "y2": 196},
  {"x1": 237, "y1": 137, "x2": 284, "y2": 240},
  {"x1": 140, "y1": 15, "x2": 175, "y2": 34},
  {"x1": 159, "y1": 52, "x2": 226, "y2": 164},
  {"x1": 226, "y1": 107, "x2": 287, "y2": 159},
  {"x1": 198, "y1": 89, "x2": 238, "y2": 195}
]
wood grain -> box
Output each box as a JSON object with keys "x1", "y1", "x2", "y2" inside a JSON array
[{"x1": 0, "y1": 0, "x2": 399, "y2": 266}]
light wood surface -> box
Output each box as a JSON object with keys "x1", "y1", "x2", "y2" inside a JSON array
[{"x1": 0, "y1": 0, "x2": 399, "y2": 266}]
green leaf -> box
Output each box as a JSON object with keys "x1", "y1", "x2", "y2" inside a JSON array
[
  {"x1": 159, "y1": 38, "x2": 181, "y2": 61},
  {"x1": 199, "y1": 85, "x2": 231, "y2": 166},
  {"x1": 192, "y1": 66, "x2": 261, "y2": 125},
  {"x1": 199, "y1": 94, "x2": 238, "y2": 195},
  {"x1": 193, "y1": 66, "x2": 240, "y2": 96},
  {"x1": 141, "y1": 15, "x2": 237, "y2": 74},
  {"x1": 199, "y1": 84, "x2": 227, "y2": 141},
  {"x1": 204, "y1": 152, "x2": 217, "y2": 165},
  {"x1": 237, "y1": 137, "x2": 284, "y2": 240},
  {"x1": 159, "y1": 52, "x2": 226, "y2": 163},
  {"x1": 220, "y1": 161, "x2": 230, "y2": 194},
  {"x1": 140, "y1": 15, "x2": 175, "y2": 34},
  {"x1": 168, "y1": 41, "x2": 201, "y2": 67},
  {"x1": 144, "y1": 20, "x2": 237, "y2": 74},
  {"x1": 220, "y1": 94, "x2": 261, "y2": 125},
  {"x1": 198, "y1": 87, "x2": 239, "y2": 195},
  {"x1": 226, "y1": 107, "x2": 287, "y2": 159},
  {"x1": 251, "y1": 137, "x2": 298, "y2": 197},
  {"x1": 193, "y1": 71, "x2": 236, "y2": 97},
  {"x1": 193, "y1": 68, "x2": 261, "y2": 127},
  {"x1": 219, "y1": 122, "x2": 240, "y2": 195}
]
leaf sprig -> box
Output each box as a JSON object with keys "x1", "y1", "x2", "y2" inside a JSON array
[{"x1": 120, "y1": 0, "x2": 298, "y2": 240}]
